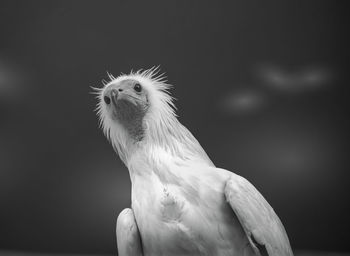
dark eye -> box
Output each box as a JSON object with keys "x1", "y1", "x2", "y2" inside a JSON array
[{"x1": 134, "y1": 83, "x2": 142, "y2": 92}]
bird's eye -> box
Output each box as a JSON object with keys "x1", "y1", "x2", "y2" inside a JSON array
[{"x1": 134, "y1": 83, "x2": 142, "y2": 92}]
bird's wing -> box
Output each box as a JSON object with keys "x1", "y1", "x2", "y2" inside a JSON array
[
  {"x1": 224, "y1": 173, "x2": 293, "y2": 256},
  {"x1": 116, "y1": 208, "x2": 143, "y2": 256}
]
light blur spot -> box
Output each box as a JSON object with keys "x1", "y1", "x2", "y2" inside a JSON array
[
  {"x1": 257, "y1": 64, "x2": 333, "y2": 93},
  {"x1": 219, "y1": 89, "x2": 266, "y2": 115},
  {"x1": 0, "y1": 58, "x2": 27, "y2": 104}
]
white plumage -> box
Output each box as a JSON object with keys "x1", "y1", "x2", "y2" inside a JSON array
[{"x1": 95, "y1": 67, "x2": 293, "y2": 256}]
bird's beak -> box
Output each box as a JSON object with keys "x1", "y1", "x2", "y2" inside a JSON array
[{"x1": 110, "y1": 89, "x2": 119, "y2": 106}]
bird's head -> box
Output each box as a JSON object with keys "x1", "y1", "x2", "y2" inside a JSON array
[
  {"x1": 102, "y1": 78, "x2": 150, "y2": 141},
  {"x1": 94, "y1": 67, "x2": 177, "y2": 163}
]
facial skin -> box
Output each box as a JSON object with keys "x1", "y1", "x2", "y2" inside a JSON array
[{"x1": 103, "y1": 79, "x2": 149, "y2": 141}]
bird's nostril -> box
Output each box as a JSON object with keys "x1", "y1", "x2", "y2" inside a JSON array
[
  {"x1": 104, "y1": 96, "x2": 111, "y2": 105},
  {"x1": 118, "y1": 88, "x2": 123, "y2": 92}
]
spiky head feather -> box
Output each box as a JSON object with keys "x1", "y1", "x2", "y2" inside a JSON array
[{"x1": 95, "y1": 67, "x2": 213, "y2": 166}]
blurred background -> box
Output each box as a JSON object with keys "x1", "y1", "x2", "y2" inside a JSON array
[{"x1": 0, "y1": 1, "x2": 349, "y2": 255}]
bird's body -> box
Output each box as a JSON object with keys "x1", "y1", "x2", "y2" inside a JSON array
[
  {"x1": 96, "y1": 68, "x2": 293, "y2": 256},
  {"x1": 129, "y1": 143, "x2": 252, "y2": 256}
]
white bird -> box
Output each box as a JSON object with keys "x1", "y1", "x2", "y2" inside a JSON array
[{"x1": 95, "y1": 67, "x2": 293, "y2": 256}]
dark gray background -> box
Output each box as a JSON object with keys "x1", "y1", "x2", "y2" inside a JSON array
[{"x1": 0, "y1": 0, "x2": 348, "y2": 255}]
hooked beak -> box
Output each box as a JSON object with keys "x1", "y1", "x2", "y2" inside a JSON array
[
  {"x1": 103, "y1": 88, "x2": 118, "y2": 106},
  {"x1": 110, "y1": 89, "x2": 118, "y2": 106}
]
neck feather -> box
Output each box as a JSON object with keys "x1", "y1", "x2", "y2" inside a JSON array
[{"x1": 110, "y1": 110, "x2": 213, "y2": 167}]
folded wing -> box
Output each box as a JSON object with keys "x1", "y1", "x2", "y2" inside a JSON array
[
  {"x1": 116, "y1": 208, "x2": 143, "y2": 256},
  {"x1": 224, "y1": 173, "x2": 293, "y2": 256}
]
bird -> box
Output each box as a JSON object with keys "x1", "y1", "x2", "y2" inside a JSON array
[{"x1": 94, "y1": 67, "x2": 294, "y2": 256}]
